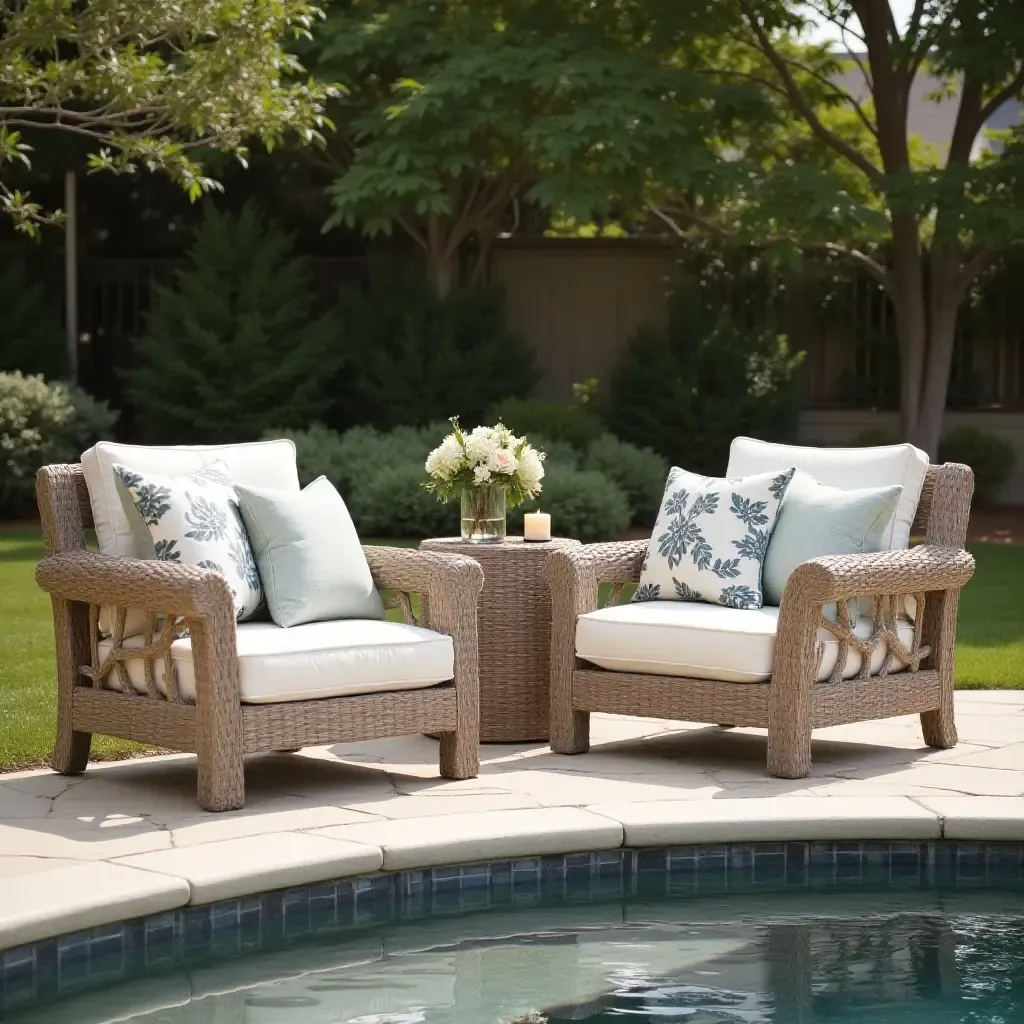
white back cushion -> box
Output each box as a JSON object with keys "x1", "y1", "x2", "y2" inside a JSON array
[
  {"x1": 726, "y1": 437, "x2": 929, "y2": 550},
  {"x1": 82, "y1": 440, "x2": 299, "y2": 559}
]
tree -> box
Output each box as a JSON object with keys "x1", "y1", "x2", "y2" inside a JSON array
[
  {"x1": 0, "y1": 0, "x2": 334, "y2": 235},
  {"x1": 0, "y1": 263, "x2": 65, "y2": 377},
  {"x1": 305, "y1": 0, "x2": 765, "y2": 295},
  {"x1": 125, "y1": 203, "x2": 339, "y2": 443},
  {"x1": 647, "y1": 0, "x2": 1024, "y2": 456}
]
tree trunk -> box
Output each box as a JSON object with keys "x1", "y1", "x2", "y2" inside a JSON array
[
  {"x1": 890, "y1": 240, "x2": 963, "y2": 458},
  {"x1": 425, "y1": 248, "x2": 456, "y2": 298},
  {"x1": 890, "y1": 214, "x2": 927, "y2": 444},
  {"x1": 425, "y1": 213, "x2": 457, "y2": 298},
  {"x1": 915, "y1": 250, "x2": 963, "y2": 459}
]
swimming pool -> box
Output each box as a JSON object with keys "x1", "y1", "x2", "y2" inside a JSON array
[{"x1": 3, "y1": 842, "x2": 1024, "y2": 1023}]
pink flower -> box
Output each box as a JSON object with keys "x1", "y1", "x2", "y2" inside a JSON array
[{"x1": 493, "y1": 450, "x2": 516, "y2": 473}]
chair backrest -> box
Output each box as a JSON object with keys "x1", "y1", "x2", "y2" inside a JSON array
[
  {"x1": 36, "y1": 459, "x2": 975, "y2": 557},
  {"x1": 910, "y1": 463, "x2": 974, "y2": 547},
  {"x1": 36, "y1": 464, "x2": 95, "y2": 556}
]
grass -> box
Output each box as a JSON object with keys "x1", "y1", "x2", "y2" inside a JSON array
[
  {"x1": 1, "y1": 527, "x2": 1020, "y2": 771},
  {"x1": 952, "y1": 543, "x2": 1024, "y2": 689}
]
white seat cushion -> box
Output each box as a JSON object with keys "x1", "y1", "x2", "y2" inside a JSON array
[
  {"x1": 98, "y1": 619, "x2": 454, "y2": 704},
  {"x1": 726, "y1": 436, "x2": 929, "y2": 550},
  {"x1": 576, "y1": 601, "x2": 915, "y2": 684}
]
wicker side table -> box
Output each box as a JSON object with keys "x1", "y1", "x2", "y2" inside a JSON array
[{"x1": 420, "y1": 536, "x2": 581, "y2": 742}]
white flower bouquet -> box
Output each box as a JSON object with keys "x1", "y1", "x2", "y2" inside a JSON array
[{"x1": 424, "y1": 417, "x2": 545, "y2": 508}]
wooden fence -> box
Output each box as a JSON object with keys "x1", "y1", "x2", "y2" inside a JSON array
[{"x1": 77, "y1": 239, "x2": 1024, "y2": 413}]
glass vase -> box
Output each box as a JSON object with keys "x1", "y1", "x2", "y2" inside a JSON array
[{"x1": 460, "y1": 484, "x2": 507, "y2": 544}]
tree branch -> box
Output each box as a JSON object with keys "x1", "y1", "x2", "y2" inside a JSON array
[
  {"x1": 647, "y1": 200, "x2": 731, "y2": 240},
  {"x1": 810, "y1": 5, "x2": 866, "y2": 45},
  {"x1": 979, "y1": 64, "x2": 1024, "y2": 126},
  {"x1": 647, "y1": 200, "x2": 891, "y2": 287},
  {"x1": 781, "y1": 54, "x2": 878, "y2": 138},
  {"x1": 955, "y1": 246, "x2": 997, "y2": 297},
  {"x1": 396, "y1": 213, "x2": 427, "y2": 251},
  {"x1": 738, "y1": 0, "x2": 883, "y2": 182}
]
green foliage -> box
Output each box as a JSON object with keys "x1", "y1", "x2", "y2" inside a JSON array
[
  {"x1": 939, "y1": 426, "x2": 1017, "y2": 505},
  {"x1": 511, "y1": 467, "x2": 630, "y2": 543},
  {"x1": 332, "y1": 265, "x2": 538, "y2": 430},
  {"x1": 0, "y1": 0, "x2": 333, "y2": 235},
  {"x1": 584, "y1": 434, "x2": 669, "y2": 527},
  {"x1": 266, "y1": 422, "x2": 449, "y2": 533},
  {"x1": 269, "y1": 420, "x2": 636, "y2": 540},
  {"x1": 127, "y1": 204, "x2": 338, "y2": 444},
  {"x1": 0, "y1": 373, "x2": 116, "y2": 517},
  {"x1": 527, "y1": 434, "x2": 580, "y2": 469},
  {"x1": 264, "y1": 422, "x2": 350, "y2": 490},
  {"x1": 355, "y1": 464, "x2": 459, "y2": 538},
  {"x1": 309, "y1": 0, "x2": 765, "y2": 280},
  {"x1": 492, "y1": 398, "x2": 604, "y2": 452},
  {"x1": 606, "y1": 285, "x2": 804, "y2": 476},
  {"x1": 0, "y1": 266, "x2": 65, "y2": 379},
  {"x1": 48, "y1": 386, "x2": 119, "y2": 466}
]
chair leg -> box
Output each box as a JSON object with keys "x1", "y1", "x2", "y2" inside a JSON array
[
  {"x1": 767, "y1": 672, "x2": 812, "y2": 779},
  {"x1": 50, "y1": 597, "x2": 91, "y2": 775},
  {"x1": 440, "y1": 725, "x2": 479, "y2": 780},
  {"x1": 197, "y1": 748, "x2": 245, "y2": 812},
  {"x1": 921, "y1": 588, "x2": 959, "y2": 749},
  {"x1": 549, "y1": 640, "x2": 589, "y2": 754},
  {"x1": 551, "y1": 708, "x2": 590, "y2": 754},
  {"x1": 921, "y1": 707, "x2": 957, "y2": 748},
  {"x1": 190, "y1": 612, "x2": 245, "y2": 811},
  {"x1": 767, "y1": 721, "x2": 812, "y2": 779},
  {"x1": 52, "y1": 727, "x2": 91, "y2": 775}
]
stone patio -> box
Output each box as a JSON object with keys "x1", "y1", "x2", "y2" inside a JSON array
[{"x1": 1, "y1": 691, "x2": 1023, "y2": 948}]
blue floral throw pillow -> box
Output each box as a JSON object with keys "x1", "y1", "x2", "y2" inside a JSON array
[
  {"x1": 634, "y1": 466, "x2": 796, "y2": 610},
  {"x1": 113, "y1": 461, "x2": 263, "y2": 621}
]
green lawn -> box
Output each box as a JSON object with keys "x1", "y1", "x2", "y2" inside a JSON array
[{"x1": 1, "y1": 528, "x2": 1020, "y2": 770}]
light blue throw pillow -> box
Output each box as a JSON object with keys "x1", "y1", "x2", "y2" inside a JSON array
[
  {"x1": 762, "y1": 469, "x2": 903, "y2": 607},
  {"x1": 235, "y1": 476, "x2": 385, "y2": 628}
]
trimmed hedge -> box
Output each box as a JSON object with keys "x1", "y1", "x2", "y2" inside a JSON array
[
  {"x1": 510, "y1": 466, "x2": 631, "y2": 543},
  {"x1": 939, "y1": 426, "x2": 1016, "y2": 504},
  {"x1": 0, "y1": 372, "x2": 117, "y2": 518},
  {"x1": 491, "y1": 398, "x2": 604, "y2": 452},
  {"x1": 584, "y1": 433, "x2": 668, "y2": 527}
]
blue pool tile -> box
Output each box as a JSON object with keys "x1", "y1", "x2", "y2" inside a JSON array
[{"x1": 6, "y1": 838, "x2": 1024, "y2": 1016}]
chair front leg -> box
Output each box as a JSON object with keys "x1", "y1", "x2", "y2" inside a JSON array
[
  {"x1": 920, "y1": 587, "x2": 959, "y2": 748},
  {"x1": 545, "y1": 550, "x2": 595, "y2": 754},
  {"x1": 188, "y1": 608, "x2": 244, "y2": 812},
  {"x1": 50, "y1": 596, "x2": 92, "y2": 775},
  {"x1": 767, "y1": 591, "x2": 822, "y2": 779},
  {"x1": 426, "y1": 559, "x2": 482, "y2": 780}
]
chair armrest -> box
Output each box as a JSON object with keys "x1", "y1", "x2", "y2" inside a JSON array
[
  {"x1": 544, "y1": 539, "x2": 647, "y2": 622},
  {"x1": 35, "y1": 550, "x2": 236, "y2": 618},
  {"x1": 362, "y1": 546, "x2": 484, "y2": 610},
  {"x1": 780, "y1": 545, "x2": 975, "y2": 608}
]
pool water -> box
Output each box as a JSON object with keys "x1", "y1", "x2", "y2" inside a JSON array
[{"x1": 7, "y1": 888, "x2": 1024, "y2": 1024}]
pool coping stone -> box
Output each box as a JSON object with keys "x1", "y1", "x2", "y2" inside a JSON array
[{"x1": 3, "y1": 795, "x2": 1024, "y2": 952}]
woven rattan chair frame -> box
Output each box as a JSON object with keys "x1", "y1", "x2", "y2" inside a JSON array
[
  {"x1": 545, "y1": 462, "x2": 977, "y2": 779},
  {"x1": 34, "y1": 464, "x2": 483, "y2": 811}
]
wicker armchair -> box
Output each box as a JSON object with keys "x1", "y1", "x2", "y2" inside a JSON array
[
  {"x1": 35, "y1": 464, "x2": 483, "y2": 811},
  {"x1": 545, "y1": 463, "x2": 976, "y2": 778}
]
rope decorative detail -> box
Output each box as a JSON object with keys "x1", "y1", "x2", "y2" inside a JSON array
[
  {"x1": 84, "y1": 605, "x2": 185, "y2": 702},
  {"x1": 817, "y1": 593, "x2": 930, "y2": 685}
]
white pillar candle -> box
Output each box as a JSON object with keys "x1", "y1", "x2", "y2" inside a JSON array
[{"x1": 524, "y1": 510, "x2": 552, "y2": 542}]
